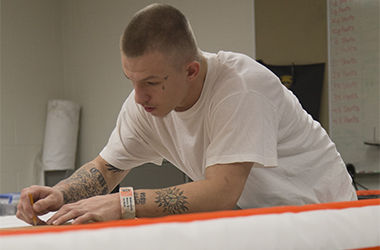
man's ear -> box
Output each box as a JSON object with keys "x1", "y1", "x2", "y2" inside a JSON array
[{"x1": 186, "y1": 61, "x2": 200, "y2": 81}]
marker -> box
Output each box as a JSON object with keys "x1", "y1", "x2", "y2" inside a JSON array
[{"x1": 28, "y1": 193, "x2": 38, "y2": 226}]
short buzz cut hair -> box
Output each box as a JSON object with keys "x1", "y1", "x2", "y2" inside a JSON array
[{"x1": 121, "y1": 3, "x2": 199, "y2": 67}]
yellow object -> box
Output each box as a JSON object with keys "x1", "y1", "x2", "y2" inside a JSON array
[
  {"x1": 280, "y1": 75, "x2": 293, "y2": 88},
  {"x1": 28, "y1": 194, "x2": 38, "y2": 226}
]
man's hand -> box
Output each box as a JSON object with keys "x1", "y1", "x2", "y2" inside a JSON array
[
  {"x1": 46, "y1": 193, "x2": 122, "y2": 225},
  {"x1": 16, "y1": 185, "x2": 64, "y2": 225}
]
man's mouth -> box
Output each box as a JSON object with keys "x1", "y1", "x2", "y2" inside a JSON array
[{"x1": 144, "y1": 106, "x2": 155, "y2": 112}]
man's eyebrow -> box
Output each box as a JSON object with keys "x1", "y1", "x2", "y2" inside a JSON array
[
  {"x1": 123, "y1": 73, "x2": 168, "y2": 82},
  {"x1": 123, "y1": 73, "x2": 130, "y2": 80}
]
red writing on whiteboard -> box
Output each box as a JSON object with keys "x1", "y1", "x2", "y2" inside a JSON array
[
  {"x1": 341, "y1": 37, "x2": 356, "y2": 43},
  {"x1": 338, "y1": 0, "x2": 352, "y2": 4},
  {"x1": 344, "y1": 115, "x2": 359, "y2": 123},
  {"x1": 331, "y1": 0, "x2": 353, "y2": 7},
  {"x1": 331, "y1": 70, "x2": 358, "y2": 80},
  {"x1": 332, "y1": 115, "x2": 359, "y2": 125},
  {"x1": 340, "y1": 46, "x2": 357, "y2": 53},
  {"x1": 332, "y1": 105, "x2": 360, "y2": 114},
  {"x1": 342, "y1": 57, "x2": 357, "y2": 65},
  {"x1": 343, "y1": 70, "x2": 357, "y2": 77},
  {"x1": 332, "y1": 107, "x2": 342, "y2": 113},
  {"x1": 342, "y1": 25, "x2": 354, "y2": 32},
  {"x1": 344, "y1": 81, "x2": 358, "y2": 88},
  {"x1": 333, "y1": 94, "x2": 342, "y2": 101},
  {"x1": 332, "y1": 71, "x2": 341, "y2": 79},
  {"x1": 331, "y1": 16, "x2": 355, "y2": 24},
  {"x1": 332, "y1": 27, "x2": 354, "y2": 36},
  {"x1": 343, "y1": 105, "x2": 360, "y2": 112},
  {"x1": 343, "y1": 93, "x2": 358, "y2": 100},
  {"x1": 333, "y1": 81, "x2": 358, "y2": 90},
  {"x1": 332, "y1": 58, "x2": 357, "y2": 66},
  {"x1": 339, "y1": 6, "x2": 351, "y2": 12},
  {"x1": 341, "y1": 15, "x2": 355, "y2": 22},
  {"x1": 333, "y1": 93, "x2": 359, "y2": 101}
]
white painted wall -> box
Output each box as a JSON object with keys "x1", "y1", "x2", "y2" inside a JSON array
[
  {"x1": 0, "y1": 0, "x2": 64, "y2": 192},
  {"x1": 0, "y1": 0, "x2": 255, "y2": 193}
]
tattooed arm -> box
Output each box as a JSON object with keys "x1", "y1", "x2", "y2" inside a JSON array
[
  {"x1": 54, "y1": 156, "x2": 128, "y2": 204},
  {"x1": 18, "y1": 158, "x2": 251, "y2": 225},
  {"x1": 133, "y1": 162, "x2": 253, "y2": 218},
  {"x1": 45, "y1": 161, "x2": 252, "y2": 224},
  {"x1": 16, "y1": 155, "x2": 129, "y2": 225}
]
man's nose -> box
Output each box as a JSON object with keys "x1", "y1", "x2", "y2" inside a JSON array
[{"x1": 134, "y1": 85, "x2": 150, "y2": 105}]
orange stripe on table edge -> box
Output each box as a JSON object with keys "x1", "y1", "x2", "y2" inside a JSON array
[{"x1": 1, "y1": 198, "x2": 379, "y2": 237}]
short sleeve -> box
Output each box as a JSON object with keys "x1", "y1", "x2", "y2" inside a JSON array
[
  {"x1": 100, "y1": 96, "x2": 163, "y2": 170},
  {"x1": 206, "y1": 90, "x2": 278, "y2": 168}
]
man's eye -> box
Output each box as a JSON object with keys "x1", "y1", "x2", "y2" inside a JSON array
[{"x1": 147, "y1": 82, "x2": 159, "y2": 86}]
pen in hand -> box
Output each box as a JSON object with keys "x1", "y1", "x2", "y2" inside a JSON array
[{"x1": 28, "y1": 193, "x2": 38, "y2": 226}]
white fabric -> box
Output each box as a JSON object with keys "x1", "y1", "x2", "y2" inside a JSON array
[
  {"x1": 100, "y1": 51, "x2": 356, "y2": 208},
  {"x1": 42, "y1": 100, "x2": 80, "y2": 171},
  {"x1": 0, "y1": 212, "x2": 55, "y2": 229},
  {"x1": 1, "y1": 205, "x2": 379, "y2": 250}
]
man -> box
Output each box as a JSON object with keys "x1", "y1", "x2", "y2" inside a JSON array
[{"x1": 17, "y1": 3, "x2": 356, "y2": 225}]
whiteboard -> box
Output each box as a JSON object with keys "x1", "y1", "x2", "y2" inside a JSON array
[{"x1": 328, "y1": 0, "x2": 380, "y2": 173}]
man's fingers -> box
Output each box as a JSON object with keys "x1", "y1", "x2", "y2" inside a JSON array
[
  {"x1": 46, "y1": 206, "x2": 66, "y2": 225},
  {"x1": 34, "y1": 194, "x2": 59, "y2": 215},
  {"x1": 16, "y1": 192, "x2": 36, "y2": 225},
  {"x1": 47, "y1": 204, "x2": 81, "y2": 225},
  {"x1": 72, "y1": 213, "x2": 97, "y2": 225},
  {"x1": 47, "y1": 200, "x2": 101, "y2": 225},
  {"x1": 15, "y1": 208, "x2": 32, "y2": 225},
  {"x1": 36, "y1": 217, "x2": 47, "y2": 225},
  {"x1": 17, "y1": 185, "x2": 63, "y2": 225}
]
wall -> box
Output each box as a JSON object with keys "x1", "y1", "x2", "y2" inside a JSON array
[
  {"x1": 0, "y1": 0, "x2": 254, "y2": 193},
  {"x1": 0, "y1": 0, "x2": 64, "y2": 192}
]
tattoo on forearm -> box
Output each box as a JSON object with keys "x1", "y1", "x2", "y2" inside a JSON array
[
  {"x1": 155, "y1": 187, "x2": 189, "y2": 214},
  {"x1": 105, "y1": 163, "x2": 123, "y2": 173},
  {"x1": 134, "y1": 192, "x2": 146, "y2": 205},
  {"x1": 59, "y1": 166, "x2": 109, "y2": 204}
]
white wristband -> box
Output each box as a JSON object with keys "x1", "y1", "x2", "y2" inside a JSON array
[{"x1": 119, "y1": 187, "x2": 135, "y2": 219}]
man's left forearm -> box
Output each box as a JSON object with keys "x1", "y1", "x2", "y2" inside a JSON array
[{"x1": 133, "y1": 162, "x2": 252, "y2": 217}]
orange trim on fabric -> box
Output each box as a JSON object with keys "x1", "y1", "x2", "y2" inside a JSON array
[
  {"x1": 357, "y1": 190, "x2": 380, "y2": 196},
  {"x1": 1, "y1": 198, "x2": 379, "y2": 237},
  {"x1": 353, "y1": 246, "x2": 380, "y2": 250}
]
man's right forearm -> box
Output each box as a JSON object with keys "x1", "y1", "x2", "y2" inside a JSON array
[{"x1": 54, "y1": 162, "x2": 109, "y2": 204}]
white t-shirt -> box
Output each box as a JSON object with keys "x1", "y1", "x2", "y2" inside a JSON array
[{"x1": 100, "y1": 51, "x2": 357, "y2": 208}]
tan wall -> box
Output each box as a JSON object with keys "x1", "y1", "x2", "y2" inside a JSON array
[
  {"x1": 0, "y1": 0, "x2": 64, "y2": 192},
  {"x1": 255, "y1": 0, "x2": 329, "y2": 130}
]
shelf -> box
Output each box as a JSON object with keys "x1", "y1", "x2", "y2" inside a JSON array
[
  {"x1": 356, "y1": 171, "x2": 380, "y2": 175},
  {"x1": 364, "y1": 141, "x2": 380, "y2": 147}
]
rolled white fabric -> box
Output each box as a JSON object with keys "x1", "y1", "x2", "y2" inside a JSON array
[{"x1": 42, "y1": 100, "x2": 80, "y2": 171}]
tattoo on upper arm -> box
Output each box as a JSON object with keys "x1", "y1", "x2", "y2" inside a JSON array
[
  {"x1": 134, "y1": 192, "x2": 146, "y2": 205},
  {"x1": 105, "y1": 163, "x2": 123, "y2": 173},
  {"x1": 155, "y1": 187, "x2": 189, "y2": 214},
  {"x1": 60, "y1": 166, "x2": 109, "y2": 204}
]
